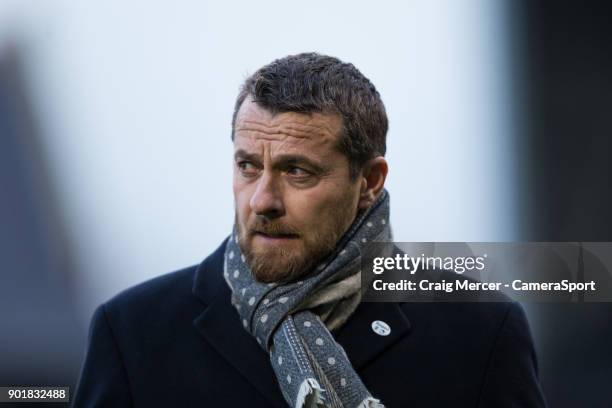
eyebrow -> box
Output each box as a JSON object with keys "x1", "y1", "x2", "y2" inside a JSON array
[{"x1": 234, "y1": 149, "x2": 326, "y2": 173}]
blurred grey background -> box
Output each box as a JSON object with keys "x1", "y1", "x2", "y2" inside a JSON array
[{"x1": 0, "y1": 1, "x2": 610, "y2": 406}]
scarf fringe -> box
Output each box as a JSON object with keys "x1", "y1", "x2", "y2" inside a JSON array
[
  {"x1": 357, "y1": 397, "x2": 385, "y2": 408},
  {"x1": 295, "y1": 378, "x2": 325, "y2": 408}
]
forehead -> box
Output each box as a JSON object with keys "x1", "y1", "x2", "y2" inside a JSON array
[{"x1": 233, "y1": 98, "x2": 343, "y2": 153}]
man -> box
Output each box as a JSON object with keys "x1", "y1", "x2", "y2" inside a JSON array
[{"x1": 73, "y1": 53, "x2": 546, "y2": 407}]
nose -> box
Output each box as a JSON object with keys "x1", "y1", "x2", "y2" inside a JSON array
[{"x1": 249, "y1": 171, "x2": 285, "y2": 219}]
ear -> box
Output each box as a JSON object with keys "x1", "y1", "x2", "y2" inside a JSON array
[{"x1": 358, "y1": 156, "x2": 388, "y2": 210}]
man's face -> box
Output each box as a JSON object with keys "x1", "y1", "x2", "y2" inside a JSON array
[{"x1": 233, "y1": 98, "x2": 362, "y2": 283}]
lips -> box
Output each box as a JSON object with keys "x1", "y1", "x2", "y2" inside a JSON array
[
  {"x1": 253, "y1": 231, "x2": 299, "y2": 239},
  {"x1": 251, "y1": 230, "x2": 300, "y2": 245}
]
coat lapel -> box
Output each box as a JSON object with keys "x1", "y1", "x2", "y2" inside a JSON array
[
  {"x1": 193, "y1": 282, "x2": 288, "y2": 408},
  {"x1": 334, "y1": 301, "x2": 412, "y2": 371},
  {"x1": 192, "y1": 239, "x2": 288, "y2": 408},
  {"x1": 192, "y1": 239, "x2": 413, "y2": 406}
]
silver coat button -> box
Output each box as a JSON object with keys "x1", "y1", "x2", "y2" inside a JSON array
[{"x1": 371, "y1": 320, "x2": 391, "y2": 336}]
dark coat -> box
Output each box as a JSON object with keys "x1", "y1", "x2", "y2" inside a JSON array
[{"x1": 73, "y1": 239, "x2": 546, "y2": 407}]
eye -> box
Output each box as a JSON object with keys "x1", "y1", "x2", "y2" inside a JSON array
[
  {"x1": 237, "y1": 161, "x2": 259, "y2": 176},
  {"x1": 287, "y1": 166, "x2": 311, "y2": 178}
]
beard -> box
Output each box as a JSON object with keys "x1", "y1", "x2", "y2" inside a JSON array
[{"x1": 235, "y1": 204, "x2": 356, "y2": 284}]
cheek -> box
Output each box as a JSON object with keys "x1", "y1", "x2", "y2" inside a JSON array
[
  {"x1": 285, "y1": 183, "x2": 358, "y2": 226},
  {"x1": 284, "y1": 196, "x2": 319, "y2": 225},
  {"x1": 233, "y1": 178, "x2": 253, "y2": 222}
]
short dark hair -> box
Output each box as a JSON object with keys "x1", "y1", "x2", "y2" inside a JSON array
[{"x1": 231, "y1": 52, "x2": 388, "y2": 179}]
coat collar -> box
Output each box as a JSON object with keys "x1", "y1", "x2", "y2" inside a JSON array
[{"x1": 192, "y1": 238, "x2": 412, "y2": 407}]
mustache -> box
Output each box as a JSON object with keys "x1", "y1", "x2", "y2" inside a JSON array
[{"x1": 248, "y1": 219, "x2": 300, "y2": 237}]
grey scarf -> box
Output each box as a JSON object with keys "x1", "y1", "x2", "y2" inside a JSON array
[{"x1": 224, "y1": 190, "x2": 391, "y2": 408}]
